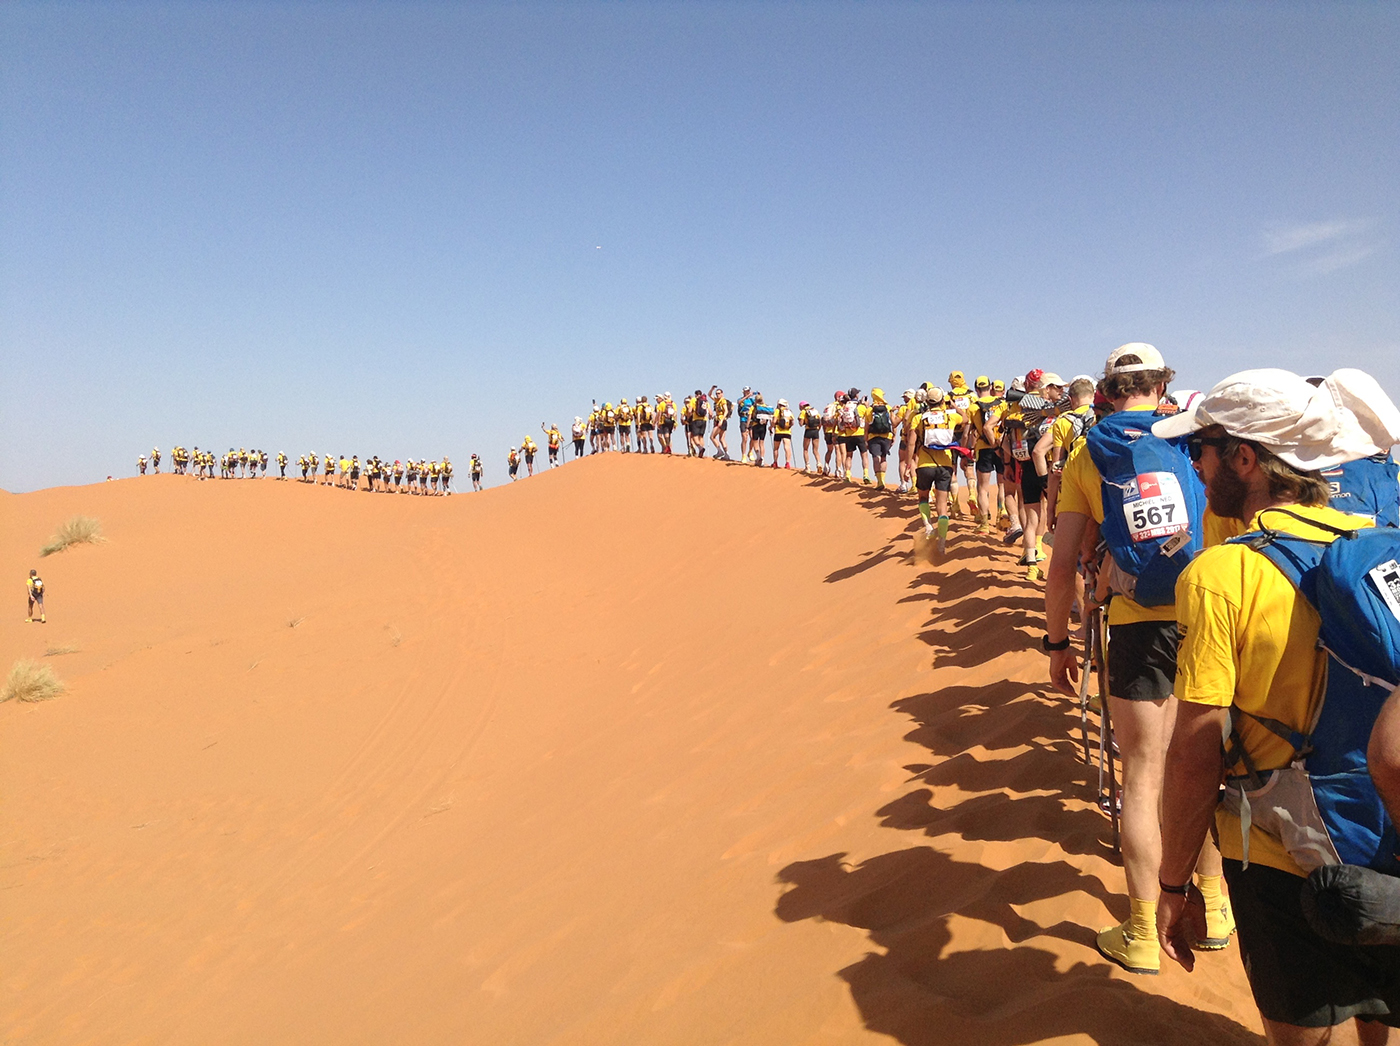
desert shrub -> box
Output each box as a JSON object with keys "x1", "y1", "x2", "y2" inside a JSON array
[
  {"x1": 40, "y1": 515, "x2": 104, "y2": 557},
  {"x1": 1, "y1": 660, "x2": 65, "y2": 703}
]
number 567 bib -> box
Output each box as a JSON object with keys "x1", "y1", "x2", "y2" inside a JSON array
[{"x1": 1123, "y1": 471, "x2": 1188, "y2": 542}]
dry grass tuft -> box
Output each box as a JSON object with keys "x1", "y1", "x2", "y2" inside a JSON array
[
  {"x1": 40, "y1": 516, "x2": 105, "y2": 557},
  {"x1": 43, "y1": 644, "x2": 81, "y2": 656},
  {"x1": 2, "y1": 660, "x2": 65, "y2": 703}
]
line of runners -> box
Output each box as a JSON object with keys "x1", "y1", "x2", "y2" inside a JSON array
[{"x1": 1028, "y1": 346, "x2": 1400, "y2": 1046}]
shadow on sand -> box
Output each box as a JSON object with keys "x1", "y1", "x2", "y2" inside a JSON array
[{"x1": 780, "y1": 476, "x2": 1263, "y2": 1044}]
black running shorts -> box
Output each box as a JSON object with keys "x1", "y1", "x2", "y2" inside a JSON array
[
  {"x1": 1021, "y1": 468, "x2": 1048, "y2": 504},
  {"x1": 803, "y1": 428, "x2": 820, "y2": 440},
  {"x1": 868, "y1": 436, "x2": 893, "y2": 461},
  {"x1": 1106, "y1": 620, "x2": 1178, "y2": 701},
  {"x1": 975, "y1": 448, "x2": 1004, "y2": 474},
  {"x1": 751, "y1": 424, "x2": 768, "y2": 440},
  {"x1": 915, "y1": 465, "x2": 953, "y2": 493},
  {"x1": 688, "y1": 420, "x2": 706, "y2": 437},
  {"x1": 1224, "y1": 859, "x2": 1400, "y2": 1028}
]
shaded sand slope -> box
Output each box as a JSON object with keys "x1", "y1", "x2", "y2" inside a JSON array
[{"x1": 1, "y1": 460, "x2": 1263, "y2": 1044}]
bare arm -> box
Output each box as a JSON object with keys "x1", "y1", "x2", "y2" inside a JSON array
[
  {"x1": 1158, "y1": 701, "x2": 1229, "y2": 971},
  {"x1": 1369, "y1": 687, "x2": 1400, "y2": 825},
  {"x1": 1032, "y1": 426, "x2": 1055, "y2": 477}
]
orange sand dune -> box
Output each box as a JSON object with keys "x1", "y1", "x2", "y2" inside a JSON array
[{"x1": 1, "y1": 460, "x2": 1263, "y2": 1044}]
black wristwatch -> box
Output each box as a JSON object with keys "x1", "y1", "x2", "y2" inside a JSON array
[{"x1": 1042, "y1": 634, "x2": 1071, "y2": 652}]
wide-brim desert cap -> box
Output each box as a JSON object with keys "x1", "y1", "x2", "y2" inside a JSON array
[
  {"x1": 1104, "y1": 343, "x2": 1165, "y2": 374},
  {"x1": 1151, "y1": 368, "x2": 1400, "y2": 470},
  {"x1": 1040, "y1": 372, "x2": 1066, "y2": 387}
]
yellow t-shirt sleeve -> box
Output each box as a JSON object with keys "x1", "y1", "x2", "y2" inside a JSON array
[
  {"x1": 1056, "y1": 443, "x2": 1100, "y2": 520},
  {"x1": 1173, "y1": 552, "x2": 1243, "y2": 708}
]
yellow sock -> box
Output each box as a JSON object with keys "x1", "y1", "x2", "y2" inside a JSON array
[
  {"x1": 1129, "y1": 897, "x2": 1157, "y2": 940},
  {"x1": 1196, "y1": 874, "x2": 1224, "y2": 909}
]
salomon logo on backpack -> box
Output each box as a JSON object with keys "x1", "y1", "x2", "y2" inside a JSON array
[
  {"x1": 1224, "y1": 513, "x2": 1400, "y2": 875},
  {"x1": 1085, "y1": 410, "x2": 1206, "y2": 606},
  {"x1": 1323, "y1": 454, "x2": 1400, "y2": 529}
]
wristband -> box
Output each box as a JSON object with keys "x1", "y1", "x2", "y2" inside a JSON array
[
  {"x1": 1158, "y1": 879, "x2": 1190, "y2": 895},
  {"x1": 1041, "y1": 635, "x2": 1071, "y2": 652}
]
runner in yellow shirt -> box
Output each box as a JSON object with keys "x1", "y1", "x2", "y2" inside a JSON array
[
  {"x1": 1153, "y1": 368, "x2": 1399, "y2": 1039},
  {"x1": 771, "y1": 399, "x2": 795, "y2": 469},
  {"x1": 542, "y1": 423, "x2": 563, "y2": 467},
  {"x1": 946, "y1": 371, "x2": 977, "y2": 514},
  {"x1": 970, "y1": 376, "x2": 1005, "y2": 530},
  {"x1": 905, "y1": 386, "x2": 963, "y2": 556},
  {"x1": 1045, "y1": 343, "x2": 1228, "y2": 977},
  {"x1": 617, "y1": 398, "x2": 634, "y2": 453}
]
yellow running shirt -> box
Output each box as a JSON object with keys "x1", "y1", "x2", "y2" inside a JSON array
[{"x1": 1176, "y1": 504, "x2": 1372, "y2": 876}]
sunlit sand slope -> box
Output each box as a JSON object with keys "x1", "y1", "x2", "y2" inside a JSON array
[{"x1": 1, "y1": 459, "x2": 1263, "y2": 1044}]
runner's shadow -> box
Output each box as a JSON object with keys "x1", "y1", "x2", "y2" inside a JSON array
[{"x1": 776, "y1": 849, "x2": 1263, "y2": 1046}]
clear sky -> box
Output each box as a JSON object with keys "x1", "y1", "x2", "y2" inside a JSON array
[{"x1": 3, "y1": 1, "x2": 1397, "y2": 491}]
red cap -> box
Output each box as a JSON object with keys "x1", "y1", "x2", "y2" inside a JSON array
[
  {"x1": 1093, "y1": 389, "x2": 1110, "y2": 409},
  {"x1": 1025, "y1": 368, "x2": 1044, "y2": 387}
]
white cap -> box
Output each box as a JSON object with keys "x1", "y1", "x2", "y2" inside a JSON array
[
  {"x1": 1151, "y1": 368, "x2": 1400, "y2": 471},
  {"x1": 1105, "y1": 343, "x2": 1165, "y2": 374},
  {"x1": 926, "y1": 386, "x2": 946, "y2": 404},
  {"x1": 1040, "y1": 372, "x2": 1066, "y2": 387}
]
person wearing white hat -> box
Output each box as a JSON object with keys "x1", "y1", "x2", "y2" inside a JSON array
[
  {"x1": 1046, "y1": 343, "x2": 1232, "y2": 976},
  {"x1": 1154, "y1": 367, "x2": 1400, "y2": 1041}
]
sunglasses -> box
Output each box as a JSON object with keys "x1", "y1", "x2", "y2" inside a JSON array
[{"x1": 1186, "y1": 435, "x2": 1230, "y2": 462}]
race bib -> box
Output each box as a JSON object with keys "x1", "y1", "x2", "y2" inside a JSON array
[
  {"x1": 1123, "y1": 472, "x2": 1189, "y2": 542},
  {"x1": 952, "y1": 395, "x2": 972, "y2": 411},
  {"x1": 1012, "y1": 437, "x2": 1030, "y2": 461}
]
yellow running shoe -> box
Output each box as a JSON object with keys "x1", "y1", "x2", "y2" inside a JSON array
[
  {"x1": 1026, "y1": 564, "x2": 1041, "y2": 582},
  {"x1": 1095, "y1": 919, "x2": 1159, "y2": 975},
  {"x1": 1196, "y1": 899, "x2": 1237, "y2": 951}
]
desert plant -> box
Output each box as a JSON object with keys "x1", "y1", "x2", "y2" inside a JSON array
[
  {"x1": 43, "y1": 644, "x2": 81, "y2": 656},
  {"x1": 2, "y1": 660, "x2": 65, "y2": 703},
  {"x1": 40, "y1": 515, "x2": 104, "y2": 557}
]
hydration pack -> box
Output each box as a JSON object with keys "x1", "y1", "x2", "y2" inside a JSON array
[
  {"x1": 1085, "y1": 409, "x2": 1206, "y2": 607},
  {"x1": 30, "y1": 578, "x2": 43, "y2": 597},
  {"x1": 754, "y1": 404, "x2": 775, "y2": 425},
  {"x1": 1223, "y1": 513, "x2": 1400, "y2": 875},
  {"x1": 822, "y1": 403, "x2": 838, "y2": 424},
  {"x1": 868, "y1": 404, "x2": 893, "y2": 435},
  {"x1": 1322, "y1": 454, "x2": 1400, "y2": 528},
  {"x1": 841, "y1": 403, "x2": 858, "y2": 428}
]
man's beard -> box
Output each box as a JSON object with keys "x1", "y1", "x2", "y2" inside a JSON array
[{"x1": 1207, "y1": 460, "x2": 1250, "y2": 521}]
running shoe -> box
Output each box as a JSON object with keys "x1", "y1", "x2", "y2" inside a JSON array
[
  {"x1": 1197, "y1": 899, "x2": 1236, "y2": 951},
  {"x1": 1095, "y1": 920, "x2": 1159, "y2": 975},
  {"x1": 1003, "y1": 527, "x2": 1023, "y2": 545}
]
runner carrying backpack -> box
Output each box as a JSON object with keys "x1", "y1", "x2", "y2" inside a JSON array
[{"x1": 1222, "y1": 512, "x2": 1400, "y2": 877}]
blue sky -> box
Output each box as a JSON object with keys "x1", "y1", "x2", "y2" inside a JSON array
[{"x1": 3, "y1": 1, "x2": 1397, "y2": 490}]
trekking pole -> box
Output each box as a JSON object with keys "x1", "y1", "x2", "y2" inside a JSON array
[
  {"x1": 1077, "y1": 612, "x2": 1094, "y2": 766},
  {"x1": 1092, "y1": 607, "x2": 1121, "y2": 853}
]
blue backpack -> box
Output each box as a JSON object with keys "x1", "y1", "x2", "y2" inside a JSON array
[
  {"x1": 1085, "y1": 409, "x2": 1207, "y2": 606},
  {"x1": 1322, "y1": 454, "x2": 1400, "y2": 529},
  {"x1": 1225, "y1": 511, "x2": 1400, "y2": 875}
]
